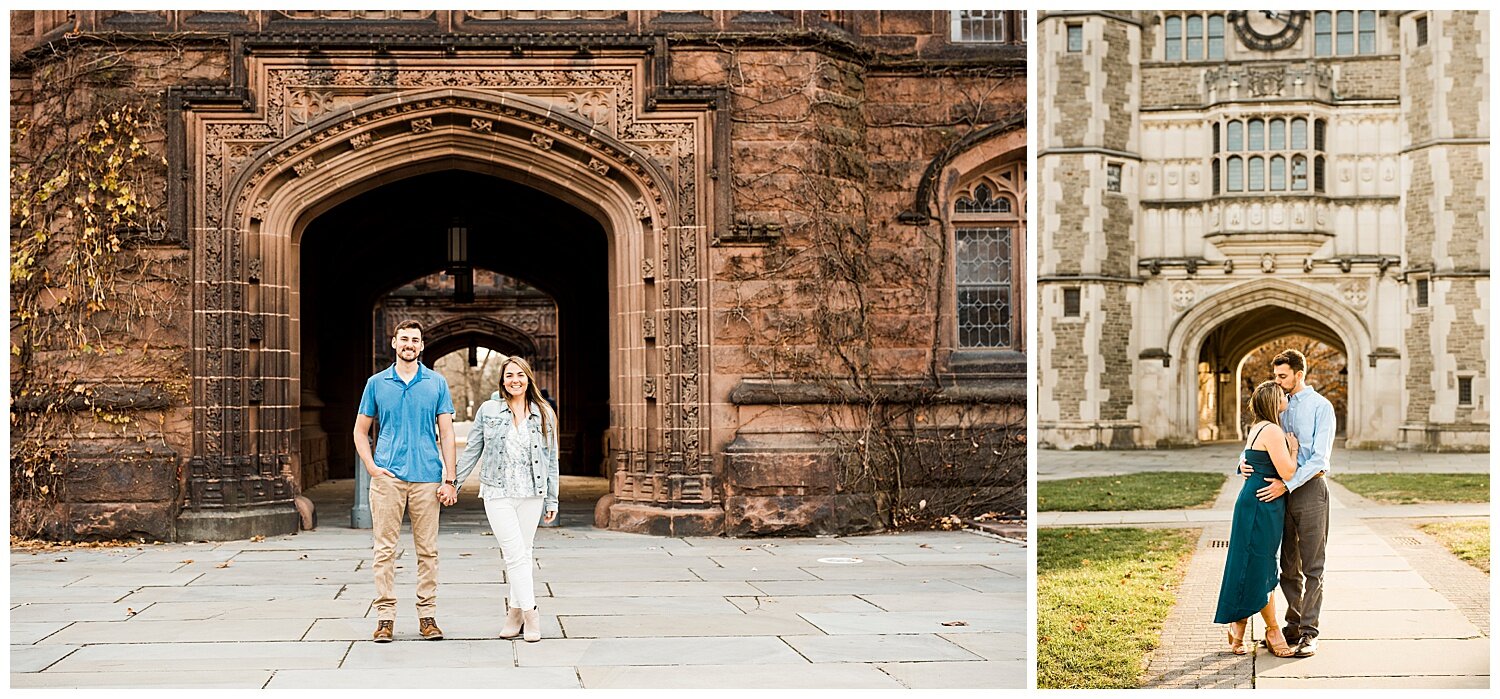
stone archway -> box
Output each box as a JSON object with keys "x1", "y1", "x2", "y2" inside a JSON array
[
  {"x1": 1165, "y1": 279, "x2": 1374, "y2": 446},
  {"x1": 177, "y1": 74, "x2": 722, "y2": 537}
]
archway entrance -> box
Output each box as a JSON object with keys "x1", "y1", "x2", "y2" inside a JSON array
[
  {"x1": 297, "y1": 170, "x2": 608, "y2": 490},
  {"x1": 1194, "y1": 304, "x2": 1348, "y2": 440}
]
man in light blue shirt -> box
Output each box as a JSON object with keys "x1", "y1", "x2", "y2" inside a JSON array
[{"x1": 1244, "y1": 348, "x2": 1334, "y2": 658}]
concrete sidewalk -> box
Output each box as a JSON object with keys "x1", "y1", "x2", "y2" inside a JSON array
[
  {"x1": 10, "y1": 479, "x2": 1024, "y2": 689},
  {"x1": 1039, "y1": 443, "x2": 1491, "y2": 480},
  {"x1": 1042, "y1": 475, "x2": 1490, "y2": 688}
]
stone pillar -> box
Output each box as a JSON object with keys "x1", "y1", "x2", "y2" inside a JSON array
[
  {"x1": 1039, "y1": 12, "x2": 1145, "y2": 449},
  {"x1": 1399, "y1": 10, "x2": 1489, "y2": 449}
]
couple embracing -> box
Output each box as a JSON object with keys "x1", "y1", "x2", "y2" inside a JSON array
[
  {"x1": 1214, "y1": 349, "x2": 1335, "y2": 658},
  {"x1": 352, "y1": 319, "x2": 560, "y2": 643}
]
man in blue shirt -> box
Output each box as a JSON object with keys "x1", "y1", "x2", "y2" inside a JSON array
[
  {"x1": 1243, "y1": 348, "x2": 1334, "y2": 657},
  {"x1": 353, "y1": 320, "x2": 458, "y2": 642}
]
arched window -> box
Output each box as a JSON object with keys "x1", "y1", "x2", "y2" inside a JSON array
[
  {"x1": 1314, "y1": 118, "x2": 1326, "y2": 151},
  {"x1": 1269, "y1": 156, "x2": 1286, "y2": 190},
  {"x1": 953, "y1": 159, "x2": 1024, "y2": 350},
  {"x1": 1315, "y1": 12, "x2": 1333, "y2": 55},
  {"x1": 1314, "y1": 155, "x2": 1326, "y2": 192},
  {"x1": 1212, "y1": 158, "x2": 1221, "y2": 193},
  {"x1": 1227, "y1": 156, "x2": 1244, "y2": 191},
  {"x1": 1247, "y1": 119, "x2": 1265, "y2": 151},
  {"x1": 1291, "y1": 155, "x2": 1308, "y2": 191},
  {"x1": 1336, "y1": 11, "x2": 1354, "y2": 55},
  {"x1": 1248, "y1": 156, "x2": 1265, "y2": 190},
  {"x1": 1212, "y1": 122, "x2": 1221, "y2": 154},
  {"x1": 1269, "y1": 119, "x2": 1286, "y2": 150},
  {"x1": 1358, "y1": 10, "x2": 1376, "y2": 53},
  {"x1": 1207, "y1": 15, "x2": 1225, "y2": 59},
  {"x1": 1186, "y1": 15, "x2": 1204, "y2": 60},
  {"x1": 1165, "y1": 16, "x2": 1182, "y2": 60},
  {"x1": 1227, "y1": 120, "x2": 1243, "y2": 151},
  {"x1": 1291, "y1": 118, "x2": 1308, "y2": 149}
]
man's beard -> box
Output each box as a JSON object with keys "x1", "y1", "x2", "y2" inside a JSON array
[{"x1": 398, "y1": 349, "x2": 419, "y2": 361}]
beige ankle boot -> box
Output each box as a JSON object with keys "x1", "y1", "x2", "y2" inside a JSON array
[
  {"x1": 498, "y1": 601, "x2": 523, "y2": 639},
  {"x1": 522, "y1": 606, "x2": 541, "y2": 643}
]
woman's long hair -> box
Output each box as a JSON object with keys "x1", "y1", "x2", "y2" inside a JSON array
[
  {"x1": 1249, "y1": 380, "x2": 1284, "y2": 426},
  {"x1": 497, "y1": 355, "x2": 556, "y2": 442}
]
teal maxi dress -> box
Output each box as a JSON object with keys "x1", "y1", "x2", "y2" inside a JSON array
[{"x1": 1213, "y1": 426, "x2": 1286, "y2": 624}]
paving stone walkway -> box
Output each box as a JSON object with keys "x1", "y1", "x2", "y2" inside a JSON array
[
  {"x1": 1043, "y1": 475, "x2": 1490, "y2": 689},
  {"x1": 10, "y1": 479, "x2": 1024, "y2": 689}
]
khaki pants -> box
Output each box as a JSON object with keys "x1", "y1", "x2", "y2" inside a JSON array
[{"x1": 370, "y1": 476, "x2": 441, "y2": 620}]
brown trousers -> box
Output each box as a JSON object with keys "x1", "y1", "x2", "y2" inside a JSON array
[{"x1": 370, "y1": 476, "x2": 441, "y2": 620}]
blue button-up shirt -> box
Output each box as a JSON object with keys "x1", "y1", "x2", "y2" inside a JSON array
[
  {"x1": 358, "y1": 363, "x2": 455, "y2": 482},
  {"x1": 1280, "y1": 384, "x2": 1336, "y2": 492}
]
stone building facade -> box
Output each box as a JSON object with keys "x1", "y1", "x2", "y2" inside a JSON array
[
  {"x1": 10, "y1": 10, "x2": 1025, "y2": 540},
  {"x1": 1038, "y1": 11, "x2": 1488, "y2": 450}
]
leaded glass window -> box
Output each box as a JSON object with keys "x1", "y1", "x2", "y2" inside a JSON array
[{"x1": 957, "y1": 227, "x2": 1011, "y2": 348}]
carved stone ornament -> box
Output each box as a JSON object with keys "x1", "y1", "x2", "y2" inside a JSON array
[
  {"x1": 641, "y1": 257, "x2": 655, "y2": 280},
  {"x1": 471, "y1": 118, "x2": 493, "y2": 132},
  {"x1": 1247, "y1": 66, "x2": 1287, "y2": 97},
  {"x1": 1171, "y1": 282, "x2": 1196, "y2": 311},
  {"x1": 633, "y1": 198, "x2": 651, "y2": 221},
  {"x1": 288, "y1": 89, "x2": 335, "y2": 125},
  {"x1": 643, "y1": 316, "x2": 656, "y2": 340},
  {"x1": 293, "y1": 159, "x2": 318, "y2": 177},
  {"x1": 250, "y1": 199, "x2": 270, "y2": 222},
  {"x1": 588, "y1": 157, "x2": 610, "y2": 176},
  {"x1": 1260, "y1": 253, "x2": 1276, "y2": 273},
  {"x1": 411, "y1": 117, "x2": 434, "y2": 133},
  {"x1": 643, "y1": 378, "x2": 657, "y2": 399},
  {"x1": 350, "y1": 132, "x2": 373, "y2": 150},
  {"x1": 530, "y1": 133, "x2": 554, "y2": 150}
]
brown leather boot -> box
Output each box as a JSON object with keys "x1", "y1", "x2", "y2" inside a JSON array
[
  {"x1": 499, "y1": 600, "x2": 523, "y2": 639},
  {"x1": 521, "y1": 607, "x2": 541, "y2": 643},
  {"x1": 372, "y1": 619, "x2": 394, "y2": 643},
  {"x1": 419, "y1": 617, "x2": 444, "y2": 640}
]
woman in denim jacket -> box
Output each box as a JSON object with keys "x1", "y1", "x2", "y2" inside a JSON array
[{"x1": 452, "y1": 355, "x2": 559, "y2": 642}]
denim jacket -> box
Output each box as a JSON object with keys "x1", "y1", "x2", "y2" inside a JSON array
[{"x1": 453, "y1": 399, "x2": 559, "y2": 511}]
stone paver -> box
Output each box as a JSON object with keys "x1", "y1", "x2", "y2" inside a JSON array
[
  {"x1": 781, "y1": 633, "x2": 983, "y2": 662},
  {"x1": 576, "y1": 663, "x2": 902, "y2": 688},
  {"x1": 877, "y1": 660, "x2": 1025, "y2": 688},
  {"x1": 10, "y1": 478, "x2": 1025, "y2": 688}
]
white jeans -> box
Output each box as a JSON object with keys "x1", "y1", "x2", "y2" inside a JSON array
[{"x1": 483, "y1": 496, "x2": 544, "y2": 610}]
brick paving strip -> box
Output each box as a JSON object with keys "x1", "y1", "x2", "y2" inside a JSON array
[
  {"x1": 10, "y1": 479, "x2": 1025, "y2": 689},
  {"x1": 1046, "y1": 471, "x2": 1490, "y2": 689}
]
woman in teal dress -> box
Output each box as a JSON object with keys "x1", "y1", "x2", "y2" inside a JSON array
[{"x1": 1214, "y1": 380, "x2": 1299, "y2": 657}]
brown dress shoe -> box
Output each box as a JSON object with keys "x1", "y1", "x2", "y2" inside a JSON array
[
  {"x1": 373, "y1": 619, "x2": 394, "y2": 643},
  {"x1": 419, "y1": 617, "x2": 444, "y2": 640}
]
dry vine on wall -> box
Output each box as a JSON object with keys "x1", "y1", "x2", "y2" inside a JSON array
[
  {"x1": 718, "y1": 46, "x2": 1026, "y2": 529},
  {"x1": 10, "y1": 43, "x2": 194, "y2": 537}
]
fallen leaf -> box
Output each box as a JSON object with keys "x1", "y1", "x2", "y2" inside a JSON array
[
  {"x1": 250, "y1": 535, "x2": 266, "y2": 543},
  {"x1": 126, "y1": 608, "x2": 137, "y2": 616},
  {"x1": 941, "y1": 620, "x2": 969, "y2": 627},
  {"x1": 180, "y1": 559, "x2": 194, "y2": 564},
  {"x1": 459, "y1": 553, "x2": 472, "y2": 558},
  {"x1": 54, "y1": 557, "x2": 67, "y2": 562},
  {"x1": 918, "y1": 544, "x2": 932, "y2": 549},
  {"x1": 215, "y1": 561, "x2": 231, "y2": 569}
]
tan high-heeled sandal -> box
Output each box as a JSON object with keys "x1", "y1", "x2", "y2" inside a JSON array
[
  {"x1": 1263, "y1": 625, "x2": 1295, "y2": 657},
  {"x1": 1227, "y1": 620, "x2": 1248, "y2": 655}
]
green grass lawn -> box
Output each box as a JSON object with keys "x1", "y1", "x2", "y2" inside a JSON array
[
  {"x1": 1335, "y1": 473, "x2": 1490, "y2": 504},
  {"x1": 1038, "y1": 472, "x2": 1226, "y2": 511},
  {"x1": 1418, "y1": 519, "x2": 1490, "y2": 573},
  {"x1": 1037, "y1": 527, "x2": 1200, "y2": 689}
]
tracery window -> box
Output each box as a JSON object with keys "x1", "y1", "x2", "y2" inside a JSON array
[{"x1": 953, "y1": 160, "x2": 1024, "y2": 349}]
